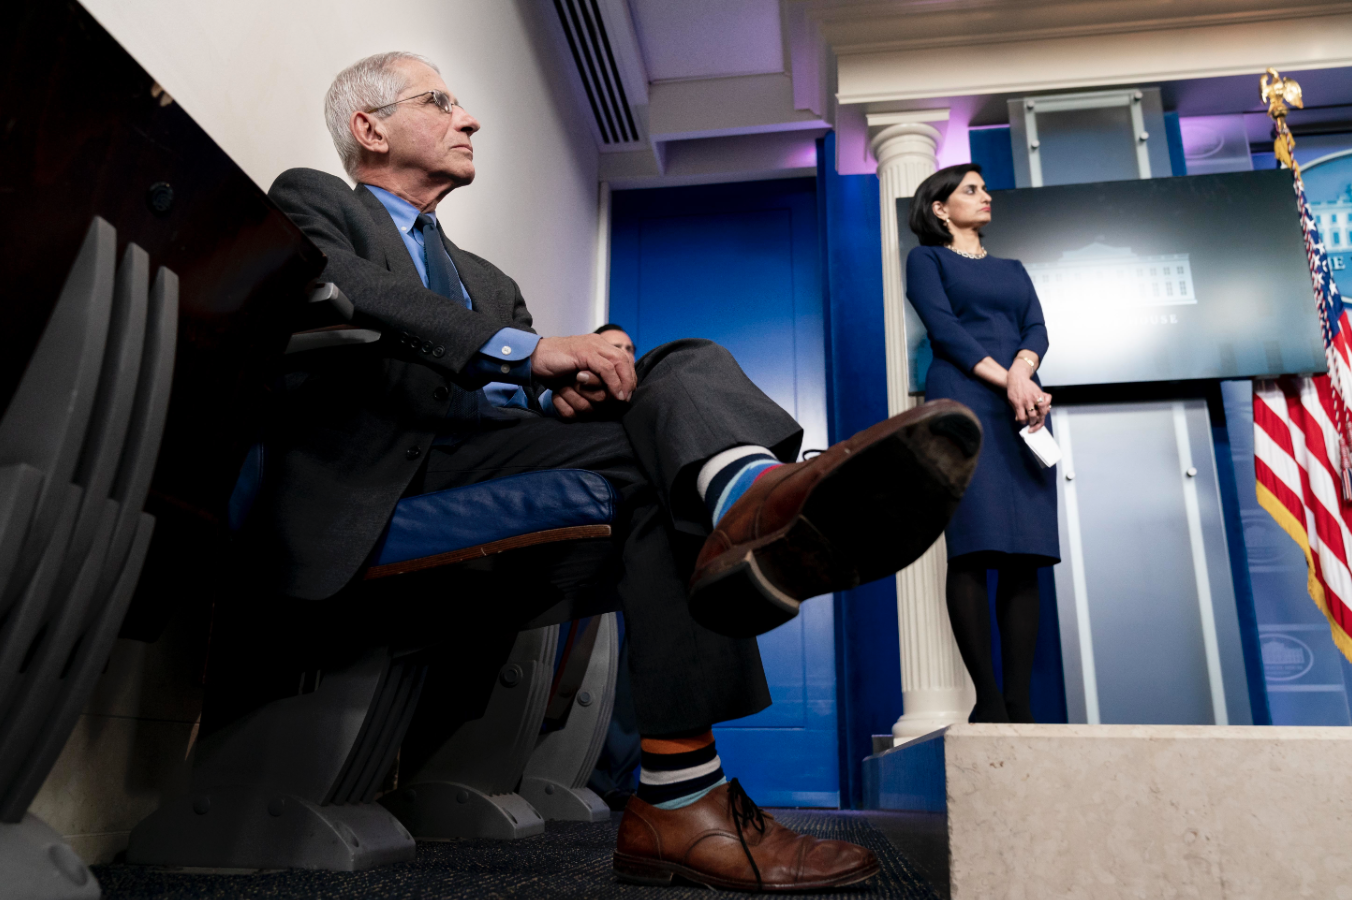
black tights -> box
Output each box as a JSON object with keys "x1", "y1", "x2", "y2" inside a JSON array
[{"x1": 946, "y1": 554, "x2": 1042, "y2": 723}]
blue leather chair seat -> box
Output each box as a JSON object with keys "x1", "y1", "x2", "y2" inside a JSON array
[
  {"x1": 371, "y1": 469, "x2": 617, "y2": 568},
  {"x1": 230, "y1": 443, "x2": 616, "y2": 572}
]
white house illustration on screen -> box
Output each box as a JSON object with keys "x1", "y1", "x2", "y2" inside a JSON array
[
  {"x1": 1024, "y1": 242, "x2": 1197, "y2": 308},
  {"x1": 1312, "y1": 186, "x2": 1352, "y2": 270}
]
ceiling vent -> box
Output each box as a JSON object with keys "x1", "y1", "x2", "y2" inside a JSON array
[{"x1": 552, "y1": 0, "x2": 639, "y2": 144}]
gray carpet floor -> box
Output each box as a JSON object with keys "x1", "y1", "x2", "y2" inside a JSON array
[{"x1": 93, "y1": 810, "x2": 944, "y2": 899}]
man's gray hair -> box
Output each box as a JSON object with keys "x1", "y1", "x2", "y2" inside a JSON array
[{"x1": 325, "y1": 51, "x2": 439, "y2": 178}]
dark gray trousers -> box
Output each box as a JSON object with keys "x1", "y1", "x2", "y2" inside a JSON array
[{"x1": 421, "y1": 339, "x2": 803, "y2": 734}]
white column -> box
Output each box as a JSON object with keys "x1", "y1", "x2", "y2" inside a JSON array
[
  {"x1": 591, "y1": 181, "x2": 612, "y2": 330},
  {"x1": 867, "y1": 115, "x2": 977, "y2": 740}
]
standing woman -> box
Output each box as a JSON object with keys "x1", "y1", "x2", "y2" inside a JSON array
[{"x1": 904, "y1": 164, "x2": 1060, "y2": 723}]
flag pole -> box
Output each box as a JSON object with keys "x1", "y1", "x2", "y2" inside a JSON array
[{"x1": 1265, "y1": 68, "x2": 1352, "y2": 501}]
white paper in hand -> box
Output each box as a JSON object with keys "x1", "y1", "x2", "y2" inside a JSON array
[{"x1": 1019, "y1": 424, "x2": 1062, "y2": 468}]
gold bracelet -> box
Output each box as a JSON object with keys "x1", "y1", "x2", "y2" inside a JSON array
[{"x1": 1017, "y1": 355, "x2": 1037, "y2": 371}]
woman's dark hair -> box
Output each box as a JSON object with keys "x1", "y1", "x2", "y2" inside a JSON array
[{"x1": 907, "y1": 163, "x2": 983, "y2": 246}]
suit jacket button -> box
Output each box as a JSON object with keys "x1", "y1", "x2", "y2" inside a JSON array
[
  {"x1": 406, "y1": 446, "x2": 422, "y2": 460},
  {"x1": 432, "y1": 346, "x2": 446, "y2": 358},
  {"x1": 433, "y1": 386, "x2": 449, "y2": 401},
  {"x1": 421, "y1": 341, "x2": 433, "y2": 354}
]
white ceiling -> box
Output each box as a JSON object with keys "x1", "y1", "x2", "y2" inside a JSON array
[{"x1": 628, "y1": 0, "x2": 785, "y2": 82}]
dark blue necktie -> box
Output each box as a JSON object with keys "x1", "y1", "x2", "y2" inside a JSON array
[{"x1": 415, "y1": 213, "x2": 471, "y2": 310}]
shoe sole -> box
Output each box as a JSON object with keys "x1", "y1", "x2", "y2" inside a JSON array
[
  {"x1": 689, "y1": 402, "x2": 981, "y2": 638},
  {"x1": 613, "y1": 850, "x2": 881, "y2": 892}
]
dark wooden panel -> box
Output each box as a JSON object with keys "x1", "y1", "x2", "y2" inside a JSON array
[{"x1": 0, "y1": 1, "x2": 325, "y2": 636}]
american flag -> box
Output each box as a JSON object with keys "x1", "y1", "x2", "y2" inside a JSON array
[{"x1": 1252, "y1": 172, "x2": 1352, "y2": 663}]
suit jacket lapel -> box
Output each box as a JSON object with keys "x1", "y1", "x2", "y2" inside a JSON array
[
  {"x1": 354, "y1": 184, "x2": 422, "y2": 283},
  {"x1": 444, "y1": 236, "x2": 511, "y2": 319},
  {"x1": 354, "y1": 183, "x2": 512, "y2": 323}
]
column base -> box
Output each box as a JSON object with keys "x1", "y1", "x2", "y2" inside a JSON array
[
  {"x1": 893, "y1": 716, "x2": 963, "y2": 740},
  {"x1": 892, "y1": 688, "x2": 974, "y2": 739}
]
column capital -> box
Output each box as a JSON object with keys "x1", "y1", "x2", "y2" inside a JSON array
[
  {"x1": 865, "y1": 120, "x2": 940, "y2": 170},
  {"x1": 866, "y1": 109, "x2": 947, "y2": 164}
]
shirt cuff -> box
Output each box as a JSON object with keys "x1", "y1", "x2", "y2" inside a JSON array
[{"x1": 466, "y1": 327, "x2": 539, "y2": 384}]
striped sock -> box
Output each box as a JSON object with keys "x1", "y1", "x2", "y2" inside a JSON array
[
  {"x1": 697, "y1": 445, "x2": 783, "y2": 526},
  {"x1": 636, "y1": 731, "x2": 727, "y2": 810}
]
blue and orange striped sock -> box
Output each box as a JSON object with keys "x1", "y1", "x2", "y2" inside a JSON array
[
  {"x1": 696, "y1": 445, "x2": 783, "y2": 526},
  {"x1": 636, "y1": 731, "x2": 727, "y2": 810}
]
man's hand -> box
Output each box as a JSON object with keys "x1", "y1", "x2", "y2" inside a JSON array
[
  {"x1": 551, "y1": 373, "x2": 610, "y2": 419},
  {"x1": 531, "y1": 334, "x2": 637, "y2": 420}
]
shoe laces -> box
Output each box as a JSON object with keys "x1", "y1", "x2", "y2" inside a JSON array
[{"x1": 728, "y1": 778, "x2": 767, "y2": 891}]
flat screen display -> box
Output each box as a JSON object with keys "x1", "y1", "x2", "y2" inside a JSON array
[{"x1": 899, "y1": 169, "x2": 1325, "y2": 391}]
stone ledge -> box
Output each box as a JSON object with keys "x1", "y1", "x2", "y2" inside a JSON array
[{"x1": 920, "y1": 724, "x2": 1352, "y2": 899}]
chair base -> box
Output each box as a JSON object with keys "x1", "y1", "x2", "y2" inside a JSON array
[
  {"x1": 380, "y1": 782, "x2": 545, "y2": 840},
  {"x1": 519, "y1": 778, "x2": 610, "y2": 823},
  {"x1": 126, "y1": 788, "x2": 415, "y2": 871},
  {"x1": 0, "y1": 814, "x2": 100, "y2": 900}
]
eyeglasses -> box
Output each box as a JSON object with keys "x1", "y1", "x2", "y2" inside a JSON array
[{"x1": 366, "y1": 90, "x2": 460, "y2": 116}]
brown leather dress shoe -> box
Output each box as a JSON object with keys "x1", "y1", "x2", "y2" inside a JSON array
[
  {"x1": 614, "y1": 780, "x2": 879, "y2": 892},
  {"x1": 690, "y1": 399, "x2": 981, "y2": 637}
]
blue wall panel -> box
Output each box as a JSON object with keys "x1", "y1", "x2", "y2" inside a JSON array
[
  {"x1": 624, "y1": 209, "x2": 798, "y2": 411},
  {"x1": 1163, "y1": 111, "x2": 1188, "y2": 176},
  {"x1": 817, "y1": 135, "x2": 906, "y2": 808},
  {"x1": 969, "y1": 126, "x2": 1016, "y2": 190},
  {"x1": 610, "y1": 177, "x2": 839, "y2": 807}
]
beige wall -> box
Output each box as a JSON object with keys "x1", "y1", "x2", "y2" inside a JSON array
[{"x1": 81, "y1": 0, "x2": 601, "y2": 338}]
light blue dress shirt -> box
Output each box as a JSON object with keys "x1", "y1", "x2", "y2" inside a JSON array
[{"x1": 365, "y1": 185, "x2": 538, "y2": 409}]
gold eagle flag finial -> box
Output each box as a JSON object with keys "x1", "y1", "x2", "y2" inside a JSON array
[{"x1": 1261, "y1": 67, "x2": 1304, "y2": 174}]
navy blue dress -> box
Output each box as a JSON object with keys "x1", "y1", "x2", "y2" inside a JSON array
[{"x1": 905, "y1": 246, "x2": 1060, "y2": 562}]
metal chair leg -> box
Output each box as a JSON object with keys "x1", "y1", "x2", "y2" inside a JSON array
[
  {"x1": 382, "y1": 626, "x2": 559, "y2": 839},
  {"x1": 127, "y1": 648, "x2": 422, "y2": 871},
  {"x1": 519, "y1": 612, "x2": 618, "y2": 822}
]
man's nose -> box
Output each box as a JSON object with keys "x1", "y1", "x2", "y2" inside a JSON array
[{"x1": 460, "y1": 112, "x2": 481, "y2": 135}]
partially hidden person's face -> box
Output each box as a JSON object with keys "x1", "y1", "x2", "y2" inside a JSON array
[
  {"x1": 384, "y1": 60, "x2": 481, "y2": 188},
  {"x1": 936, "y1": 171, "x2": 992, "y2": 231},
  {"x1": 603, "y1": 329, "x2": 635, "y2": 359}
]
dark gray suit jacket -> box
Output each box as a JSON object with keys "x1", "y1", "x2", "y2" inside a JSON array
[{"x1": 254, "y1": 167, "x2": 541, "y2": 600}]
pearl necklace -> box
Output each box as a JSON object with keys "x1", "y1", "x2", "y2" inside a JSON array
[{"x1": 946, "y1": 245, "x2": 988, "y2": 259}]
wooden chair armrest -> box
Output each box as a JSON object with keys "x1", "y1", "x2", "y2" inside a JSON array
[{"x1": 363, "y1": 524, "x2": 613, "y2": 580}]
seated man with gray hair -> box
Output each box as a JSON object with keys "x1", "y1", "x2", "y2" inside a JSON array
[{"x1": 261, "y1": 50, "x2": 980, "y2": 892}]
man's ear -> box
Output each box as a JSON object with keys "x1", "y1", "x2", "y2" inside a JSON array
[{"x1": 350, "y1": 110, "x2": 389, "y2": 156}]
